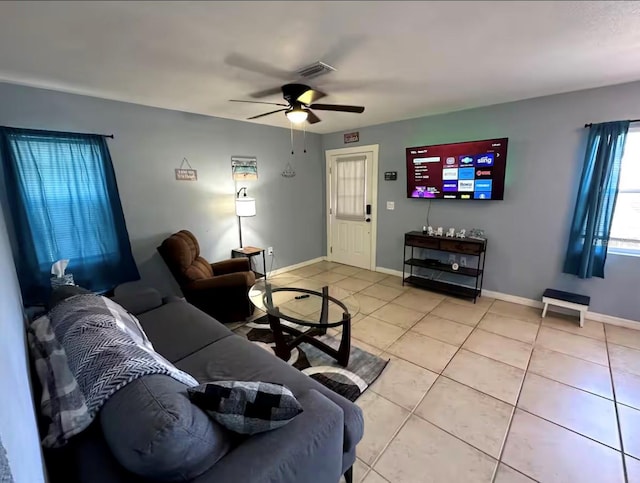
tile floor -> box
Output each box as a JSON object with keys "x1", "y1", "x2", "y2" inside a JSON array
[{"x1": 268, "y1": 261, "x2": 640, "y2": 483}]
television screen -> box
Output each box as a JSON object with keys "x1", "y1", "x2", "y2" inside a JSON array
[{"x1": 406, "y1": 138, "x2": 508, "y2": 200}]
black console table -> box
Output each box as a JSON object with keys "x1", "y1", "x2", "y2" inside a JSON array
[{"x1": 402, "y1": 231, "x2": 487, "y2": 302}]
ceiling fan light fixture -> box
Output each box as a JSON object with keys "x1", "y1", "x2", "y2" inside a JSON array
[{"x1": 286, "y1": 108, "x2": 308, "y2": 124}]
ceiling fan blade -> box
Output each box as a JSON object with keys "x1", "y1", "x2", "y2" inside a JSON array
[
  {"x1": 247, "y1": 109, "x2": 288, "y2": 120},
  {"x1": 306, "y1": 110, "x2": 321, "y2": 124},
  {"x1": 249, "y1": 86, "x2": 285, "y2": 99},
  {"x1": 297, "y1": 89, "x2": 326, "y2": 105},
  {"x1": 225, "y1": 53, "x2": 294, "y2": 80},
  {"x1": 309, "y1": 103, "x2": 365, "y2": 113},
  {"x1": 230, "y1": 99, "x2": 288, "y2": 106}
]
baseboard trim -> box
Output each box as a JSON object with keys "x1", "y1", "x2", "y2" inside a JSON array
[
  {"x1": 269, "y1": 256, "x2": 326, "y2": 277},
  {"x1": 375, "y1": 266, "x2": 404, "y2": 277},
  {"x1": 375, "y1": 266, "x2": 639, "y2": 328}
]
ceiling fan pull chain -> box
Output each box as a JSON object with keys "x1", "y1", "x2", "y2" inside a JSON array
[
  {"x1": 290, "y1": 122, "x2": 294, "y2": 155},
  {"x1": 303, "y1": 123, "x2": 307, "y2": 153}
]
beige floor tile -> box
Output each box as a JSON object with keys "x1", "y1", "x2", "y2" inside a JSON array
[
  {"x1": 612, "y1": 371, "x2": 640, "y2": 410},
  {"x1": 340, "y1": 458, "x2": 371, "y2": 483},
  {"x1": 502, "y1": 410, "x2": 624, "y2": 483},
  {"x1": 606, "y1": 325, "x2": 640, "y2": 351},
  {"x1": 478, "y1": 313, "x2": 539, "y2": 343},
  {"x1": 518, "y1": 373, "x2": 619, "y2": 449},
  {"x1": 412, "y1": 315, "x2": 473, "y2": 346},
  {"x1": 370, "y1": 355, "x2": 438, "y2": 410},
  {"x1": 310, "y1": 270, "x2": 349, "y2": 284},
  {"x1": 268, "y1": 274, "x2": 301, "y2": 285},
  {"x1": 431, "y1": 299, "x2": 487, "y2": 326},
  {"x1": 626, "y1": 455, "x2": 640, "y2": 483},
  {"x1": 494, "y1": 464, "x2": 536, "y2": 483},
  {"x1": 463, "y1": 329, "x2": 532, "y2": 369},
  {"x1": 349, "y1": 293, "x2": 388, "y2": 315},
  {"x1": 542, "y1": 313, "x2": 605, "y2": 340},
  {"x1": 352, "y1": 270, "x2": 389, "y2": 283},
  {"x1": 536, "y1": 326, "x2": 609, "y2": 366},
  {"x1": 356, "y1": 391, "x2": 410, "y2": 465},
  {"x1": 446, "y1": 295, "x2": 495, "y2": 310},
  {"x1": 377, "y1": 275, "x2": 411, "y2": 290},
  {"x1": 387, "y1": 331, "x2": 458, "y2": 373},
  {"x1": 362, "y1": 470, "x2": 388, "y2": 483},
  {"x1": 415, "y1": 377, "x2": 514, "y2": 458},
  {"x1": 352, "y1": 337, "x2": 385, "y2": 356},
  {"x1": 327, "y1": 285, "x2": 355, "y2": 301},
  {"x1": 443, "y1": 350, "x2": 525, "y2": 404},
  {"x1": 374, "y1": 415, "x2": 497, "y2": 483},
  {"x1": 392, "y1": 291, "x2": 443, "y2": 313},
  {"x1": 281, "y1": 295, "x2": 323, "y2": 316},
  {"x1": 351, "y1": 317, "x2": 406, "y2": 350},
  {"x1": 285, "y1": 278, "x2": 326, "y2": 291},
  {"x1": 369, "y1": 303, "x2": 424, "y2": 329},
  {"x1": 353, "y1": 458, "x2": 371, "y2": 483},
  {"x1": 528, "y1": 347, "x2": 613, "y2": 399},
  {"x1": 618, "y1": 404, "x2": 640, "y2": 459},
  {"x1": 335, "y1": 277, "x2": 376, "y2": 293},
  {"x1": 609, "y1": 344, "x2": 640, "y2": 377},
  {"x1": 287, "y1": 265, "x2": 327, "y2": 278},
  {"x1": 330, "y1": 264, "x2": 363, "y2": 276},
  {"x1": 360, "y1": 284, "x2": 403, "y2": 302},
  {"x1": 489, "y1": 300, "x2": 542, "y2": 324}
]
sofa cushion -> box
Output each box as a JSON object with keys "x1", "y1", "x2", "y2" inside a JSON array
[
  {"x1": 137, "y1": 299, "x2": 233, "y2": 363},
  {"x1": 188, "y1": 381, "x2": 303, "y2": 435},
  {"x1": 100, "y1": 374, "x2": 232, "y2": 482},
  {"x1": 111, "y1": 286, "x2": 164, "y2": 315},
  {"x1": 175, "y1": 334, "x2": 364, "y2": 454}
]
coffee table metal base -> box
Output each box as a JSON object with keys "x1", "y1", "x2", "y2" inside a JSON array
[{"x1": 268, "y1": 313, "x2": 351, "y2": 367}]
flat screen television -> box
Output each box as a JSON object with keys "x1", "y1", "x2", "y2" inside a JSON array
[{"x1": 406, "y1": 137, "x2": 508, "y2": 200}]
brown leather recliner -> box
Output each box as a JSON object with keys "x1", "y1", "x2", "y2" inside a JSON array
[{"x1": 157, "y1": 230, "x2": 255, "y2": 323}]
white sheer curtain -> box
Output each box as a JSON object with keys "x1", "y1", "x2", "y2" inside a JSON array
[{"x1": 336, "y1": 155, "x2": 366, "y2": 220}]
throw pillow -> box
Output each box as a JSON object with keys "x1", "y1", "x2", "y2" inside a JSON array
[{"x1": 188, "y1": 381, "x2": 303, "y2": 435}]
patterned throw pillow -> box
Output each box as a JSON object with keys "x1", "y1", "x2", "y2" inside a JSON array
[{"x1": 187, "y1": 381, "x2": 303, "y2": 435}]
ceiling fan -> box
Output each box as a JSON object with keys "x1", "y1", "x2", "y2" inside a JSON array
[{"x1": 230, "y1": 83, "x2": 365, "y2": 125}]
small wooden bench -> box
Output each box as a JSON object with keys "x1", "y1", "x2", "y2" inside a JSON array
[{"x1": 542, "y1": 288, "x2": 590, "y2": 328}]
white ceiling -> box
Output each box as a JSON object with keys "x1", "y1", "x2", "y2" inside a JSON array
[{"x1": 1, "y1": 1, "x2": 640, "y2": 134}]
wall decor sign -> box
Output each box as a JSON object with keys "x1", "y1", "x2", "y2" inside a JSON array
[
  {"x1": 175, "y1": 158, "x2": 198, "y2": 181},
  {"x1": 231, "y1": 156, "x2": 258, "y2": 180},
  {"x1": 344, "y1": 132, "x2": 359, "y2": 144},
  {"x1": 281, "y1": 162, "x2": 296, "y2": 178},
  {"x1": 384, "y1": 171, "x2": 398, "y2": 181}
]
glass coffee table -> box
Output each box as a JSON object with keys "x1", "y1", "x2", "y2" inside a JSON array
[{"x1": 248, "y1": 280, "x2": 357, "y2": 367}]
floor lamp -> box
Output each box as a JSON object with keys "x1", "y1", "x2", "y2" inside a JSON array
[{"x1": 236, "y1": 187, "x2": 256, "y2": 248}]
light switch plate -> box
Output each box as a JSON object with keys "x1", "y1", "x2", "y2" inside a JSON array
[{"x1": 386, "y1": 201, "x2": 395, "y2": 210}]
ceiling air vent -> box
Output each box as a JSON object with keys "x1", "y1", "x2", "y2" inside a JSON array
[{"x1": 296, "y1": 61, "x2": 336, "y2": 80}]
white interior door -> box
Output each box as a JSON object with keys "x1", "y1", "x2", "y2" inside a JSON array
[{"x1": 327, "y1": 147, "x2": 378, "y2": 269}]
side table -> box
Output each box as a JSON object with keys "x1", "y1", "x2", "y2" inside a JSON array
[{"x1": 231, "y1": 246, "x2": 267, "y2": 280}]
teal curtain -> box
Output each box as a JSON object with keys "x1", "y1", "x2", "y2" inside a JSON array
[
  {"x1": 563, "y1": 121, "x2": 629, "y2": 278},
  {"x1": 0, "y1": 127, "x2": 139, "y2": 304}
]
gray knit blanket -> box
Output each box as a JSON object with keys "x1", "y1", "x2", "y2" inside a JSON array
[{"x1": 28, "y1": 294, "x2": 197, "y2": 448}]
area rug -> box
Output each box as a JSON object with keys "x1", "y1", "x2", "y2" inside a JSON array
[{"x1": 233, "y1": 316, "x2": 389, "y2": 402}]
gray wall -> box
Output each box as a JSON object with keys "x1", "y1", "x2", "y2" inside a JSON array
[
  {"x1": 323, "y1": 81, "x2": 640, "y2": 321},
  {"x1": 0, "y1": 82, "x2": 324, "y2": 295},
  {"x1": 0, "y1": 207, "x2": 45, "y2": 483}
]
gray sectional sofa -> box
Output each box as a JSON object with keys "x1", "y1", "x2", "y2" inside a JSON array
[{"x1": 45, "y1": 287, "x2": 363, "y2": 483}]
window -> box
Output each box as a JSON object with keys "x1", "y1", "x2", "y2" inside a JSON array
[
  {"x1": 609, "y1": 128, "x2": 640, "y2": 254},
  {"x1": 336, "y1": 155, "x2": 366, "y2": 220},
  {"x1": 0, "y1": 127, "x2": 138, "y2": 304}
]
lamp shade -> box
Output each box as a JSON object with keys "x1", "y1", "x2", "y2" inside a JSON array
[{"x1": 235, "y1": 197, "x2": 256, "y2": 217}]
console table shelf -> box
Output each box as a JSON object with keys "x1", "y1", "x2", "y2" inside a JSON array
[{"x1": 403, "y1": 231, "x2": 487, "y2": 302}]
